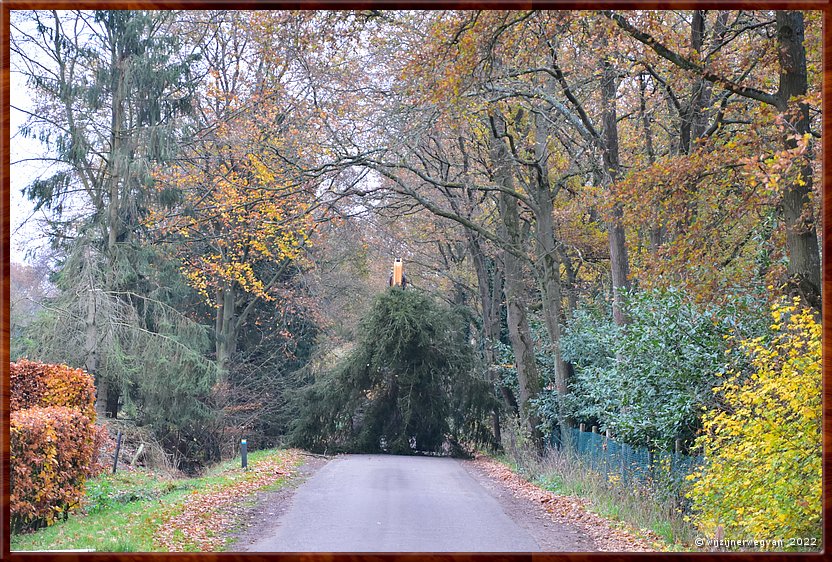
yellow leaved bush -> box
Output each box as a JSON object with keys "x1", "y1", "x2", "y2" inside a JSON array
[{"x1": 686, "y1": 298, "x2": 821, "y2": 547}]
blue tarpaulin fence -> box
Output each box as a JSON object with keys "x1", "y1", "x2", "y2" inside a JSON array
[{"x1": 552, "y1": 427, "x2": 703, "y2": 488}]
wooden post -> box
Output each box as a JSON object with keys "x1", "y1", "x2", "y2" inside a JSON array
[
  {"x1": 579, "y1": 423, "x2": 586, "y2": 433},
  {"x1": 587, "y1": 426, "x2": 597, "y2": 469},
  {"x1": 605, "y1": 429, "x2": 612, "y2": 476},
  {"x1": 130, "y1": 443, "x2": 144, "y2": 467},
  {"x1": 112, "y1": 430, "x2": 122, "y2": 474},
  {"x1": 675, "y1": 438, "x2": 683, "y2": 454}
]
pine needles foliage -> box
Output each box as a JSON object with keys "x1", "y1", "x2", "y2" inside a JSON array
[{"x1": 290, "y1": 287, "x2": 494, "y2": 455}]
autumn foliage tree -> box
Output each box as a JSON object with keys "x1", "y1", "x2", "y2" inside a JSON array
[
  {"x1": 151, "y1": 102, "x2": 317, "y2": 378},
  {"x1": 604, "y1": 10, "x2": 822, "y2": 311},
  {"x1": 144, "y1": 11, "x2": 335, "y2": 454},
  {"x1": 149, "y1": 12, "x2": 324, "y2": 380}
]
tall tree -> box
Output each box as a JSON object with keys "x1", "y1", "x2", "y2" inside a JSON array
[
  {"x1": 605, "y1": 10, "x2": 821, "y2": 312},
  {"x1": 149, "y1": 11, "x2": 324, "y2": 379},
  {"x1": 11, "y1": 10, "x2": 214, "y2": 424},
  {"x1": 489, "y1": 110, "x2": 543, "y2": 445}
]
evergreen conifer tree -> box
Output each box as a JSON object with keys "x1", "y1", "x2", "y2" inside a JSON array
[
  {"x1": 291, "y1": 288, "x2": 495, "y2": 455},
  {"x1": 12, "y1": 10, "x2": 219, "y2": 467}
]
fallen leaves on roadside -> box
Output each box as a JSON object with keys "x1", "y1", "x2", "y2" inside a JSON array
[
  {"x1": 154, "y1": 449, "x2": 302, "y2": 551},
  {"x1": 468, "y1": 456, "x2": 661, "y2": 552}
]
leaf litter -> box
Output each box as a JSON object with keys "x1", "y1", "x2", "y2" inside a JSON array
[
  {"x1": 154, "y1": 449, "x2": 301, "y2": 551},
  {"x1": 469, "y1": 456, "x2": 661, "y2": 552}
]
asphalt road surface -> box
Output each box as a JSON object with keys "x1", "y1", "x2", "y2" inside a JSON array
[{"x1": 243, "y1": 454, "x2": 569, "y2": 552}]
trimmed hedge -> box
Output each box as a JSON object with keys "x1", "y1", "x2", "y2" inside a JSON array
[
  {"x1": 9, "y1": 360, "x2": 98, "y2": 532},
  {"x1": 10, "y1": 359, "x2": 97, "y2": 421},
  {"x1": 89, "y1": 424, "x2": 112, "y2": 477},
  {"x1": 10, "y1": 407, "x2": 96, "y2": 532}
]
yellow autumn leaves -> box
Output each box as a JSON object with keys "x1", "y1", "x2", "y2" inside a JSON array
[
  {"x1": 176, "y1": 154, "x2": 313, "y2": 302},
  {"x1": 686, "y1": 299, "x2": 821, "y2": 547},
  {"x1": 157, "y1": 144, "x2": 314, "y2": 306}
]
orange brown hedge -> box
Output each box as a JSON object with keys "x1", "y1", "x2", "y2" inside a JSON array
[
  {"x1": 9, "y1": 360, "x2": 98, "y2": 532},
  {"x1": 10, "y1": 358, "x2": 97, "y2": 421}
]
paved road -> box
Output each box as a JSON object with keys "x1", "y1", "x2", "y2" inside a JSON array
[{"x1": 243, "y1": 454, "x2": 545, "y2": 552}]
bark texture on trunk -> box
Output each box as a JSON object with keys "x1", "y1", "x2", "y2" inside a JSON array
[
  {"x1": 601, "y1": 59, "x2": 631, "y2": 326},
  {"x1": 529, "y1": 111, "x2": 570, "y2": 423},
  {"x1": 638, "y1": 72, "x2": 664, "y2": 253},
  {"x1": 470, "y1": 235, "x2": 518, "y2": 416},
  {"x1": 489, "y1": 113, "x2": 543, "y2": 448},
  {"x1": 215, "y1": 285, "x2": 239, "y2": 381},
  {"x1": 775, "y1": 11, "x2": 821, "y2": 313}
]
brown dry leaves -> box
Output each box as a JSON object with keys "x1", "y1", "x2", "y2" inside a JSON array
[
  {"x1": 154, "y1": 449, "x2": 302, "y2": 551},
  {"x1": 469, "y1": 456, "x2": 661, "y2": 552}
]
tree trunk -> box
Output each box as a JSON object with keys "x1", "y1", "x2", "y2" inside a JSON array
[
  {"x1": 688, "y1": 10, "x2": 716, "y2": 144},
  {"x1": 530, "y1": 111, "x2": 571, "y2": 428},
  {"x1": 105, "y1": 383, "x2": 120, "y2": 419},
  {"x1": 489, "y1": 115, "x2": 543, "y2": 448},
  {"x1": 775, "y1": 11, "x2": 821, "y2": 313},
  {"x1": 501, "y1": 251, "x2": 542, "y2": 436},
  {"x1": 492, "y1": 409, "x2": 502, "y2": 449},
  {"x1": 95, "y1": 32, "x2": 128, "y2": 420},
  {"x1": 560, "y1": 249, "x2": 579, "y2": 317},
  {"x1": 680, "y1": 10, "x2": 711, "y2": 153},
  {"x1": 215, "y1": 284, "x2": 239, "y2": 381},
  {"x1": 469, "y1": 234, "x2": 518, "y2": 416},
  {"x1": 601, "y1": 59, "x2": 631, "y2": 325},
  {"x1": 85, "y1": 269, "x2": 105, "y2": 417},
  {"x1": 639, "y1": 72, "x2": 664, "y2": 252},
  {"x1": 82, "y1": 246, "x2": 116, "y2": 419}
]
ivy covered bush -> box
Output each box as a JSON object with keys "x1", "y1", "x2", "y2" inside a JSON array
[{"x1": 9, "y1": 360, "x2": 98, "y2": 532}]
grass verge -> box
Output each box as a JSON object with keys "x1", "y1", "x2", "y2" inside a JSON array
[
  {"x1": 528, "y1": 452, "x2": 697, "y2": 550},
  {"x1": 11, "y1": 448, "x2": 304, "y2": 552},
  {"x1": 496, "y1": 428, "x2": 697, "y2": 551}
]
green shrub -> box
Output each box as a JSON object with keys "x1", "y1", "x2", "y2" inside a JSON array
[{"x1": 549, "y1": 289, "x2": 767, "y2": 450}]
